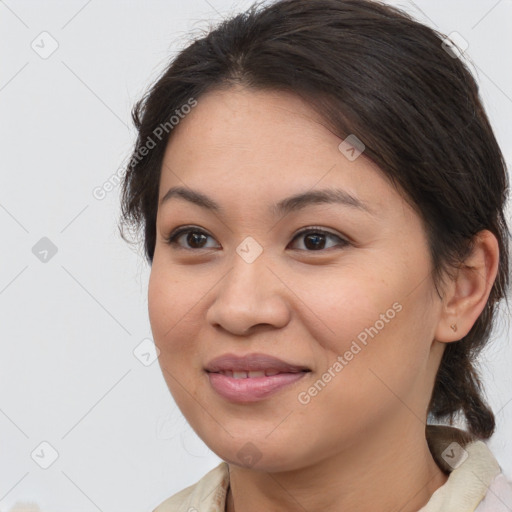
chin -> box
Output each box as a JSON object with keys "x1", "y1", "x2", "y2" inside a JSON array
[{"x1": 206, "y1": 437, "x2": 309, "y2": 473}]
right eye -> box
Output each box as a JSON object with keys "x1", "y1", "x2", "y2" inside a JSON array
[{"x1": 164, "y1": 226, "x2": 220, "y2": 251}]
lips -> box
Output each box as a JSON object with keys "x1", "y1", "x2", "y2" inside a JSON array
[
  {"x1": 204, "y1": 353, "x2": 310, "y2": 375},
  {"x1": 205, "y1": 353, "x2": 311, "y2": 402}
]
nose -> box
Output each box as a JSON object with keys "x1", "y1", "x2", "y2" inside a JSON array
[{"x1": 205, "y1": 250, "x2": 291, "y2": 336}]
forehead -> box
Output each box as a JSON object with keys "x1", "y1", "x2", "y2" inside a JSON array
[
  {"x1": 164, "y1": 85, "x2": 335, "y2": 166},
  {"x1": 157, "y1": 86, "x2": 402, "y2": 220}
]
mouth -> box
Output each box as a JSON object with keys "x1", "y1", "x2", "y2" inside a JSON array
[
  {"x1": 204, "y1": 352, "x2": 311, "y2": 375},
  {"x1": 204, "y1": 353, "x2": 311, "y2": 402}
]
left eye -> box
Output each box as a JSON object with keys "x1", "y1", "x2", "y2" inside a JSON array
[
  {"x1": 289, "y1": 228, "x2": 349, "y2": 251},
  {"x1": 164, "y1": 226, "x2": 348, "y2": 251}
]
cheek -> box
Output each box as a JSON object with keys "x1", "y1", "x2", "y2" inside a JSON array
[
  {"x1": 147, "y1": 266, "x2": 171, "y2": 345},
  {"x1": 293, "y1": 258, "x2": 434, "y2": 394},
  {"x1": 148, "y1": 264, "x2": 205, "y2": 411},
  {"x1": 148, "y1": 264, "x2": 190, "y2": 358},
  {"x1": 148, "y1": 255, "x2": 194, "y2": 336},
  {"x1": 147, "y1": 260, "x2": 210, "y2": 376},
  {"x1": 288, "y1": 262, "x2": 403, "y2": 352}
]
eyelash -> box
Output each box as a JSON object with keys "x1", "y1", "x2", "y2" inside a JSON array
[{"x1": 163, "y1": 225, "x2": 349, "y2": 252}]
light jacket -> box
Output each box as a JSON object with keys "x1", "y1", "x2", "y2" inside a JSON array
[{"x1": 153, "y1": 425, "x2": 512, "y2": 511}]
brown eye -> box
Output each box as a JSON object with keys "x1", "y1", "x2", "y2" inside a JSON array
[
  {"x1": 289, "y1": 228, "x2": 349, "y2": 251},
  {"x1": 164, "y1": 227, "x2": 219, "y2": 250}
]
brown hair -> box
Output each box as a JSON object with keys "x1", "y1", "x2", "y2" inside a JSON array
[{"x1": 119, "y1": 0, "x2": 510, "y2": 439}]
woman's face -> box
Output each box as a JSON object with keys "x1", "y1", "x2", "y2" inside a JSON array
[{"x1": 148, "y1": 85, "x2": 445, "y2": 471}]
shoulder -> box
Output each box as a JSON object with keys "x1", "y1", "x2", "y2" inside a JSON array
[
  {"x1": 152, "y1": 461, "x2": 230, "y2": 512},
  {"x1": 475, "y1": 473, "x2": 512, "y2": 511},
  {"x1": 422, "y1": 425, "x2": 512, "y2": 512}
]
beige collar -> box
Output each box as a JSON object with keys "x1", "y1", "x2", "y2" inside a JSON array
[{"x1": 418, "y1": 425, "x2": 501, "y2": 511}]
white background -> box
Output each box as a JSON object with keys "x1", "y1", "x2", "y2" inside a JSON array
[{"x1": 1, "y1": 1, "x2": 511, "y2": 511}]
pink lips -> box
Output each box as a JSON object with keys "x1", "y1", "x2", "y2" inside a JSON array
[{"x1": 205, "y1": 353, "x2": 310, "y2": 403}]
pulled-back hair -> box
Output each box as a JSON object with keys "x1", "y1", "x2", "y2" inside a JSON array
[{"x1": 119, "y1": 0, "x2": 510, "y2": 439}]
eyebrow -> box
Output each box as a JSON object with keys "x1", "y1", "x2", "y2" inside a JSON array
[{"x1": 159, "y1": 186, "x2": 374, "y2": 217}]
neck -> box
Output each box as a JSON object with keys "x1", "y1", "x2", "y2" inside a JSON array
[{"x1": 225, "y1": 418, "x2": 448, "y2": 512}]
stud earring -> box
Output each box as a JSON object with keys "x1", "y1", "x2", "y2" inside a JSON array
[{"x1": 450, "y1": 323, "x2": 458, "y2": 332}]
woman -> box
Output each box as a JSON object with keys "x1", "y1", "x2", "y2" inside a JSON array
[{"x1": 119, "y1": 0, "x2": 511, "y2": 510}]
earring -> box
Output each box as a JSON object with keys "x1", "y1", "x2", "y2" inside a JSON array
[{"x1": 450, "y1": 323, "x2": 458, "y2": 332}]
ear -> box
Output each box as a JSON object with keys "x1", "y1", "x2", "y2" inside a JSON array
[{"x1": 434, "y1": 230, "x2": 500, "y2": 343}]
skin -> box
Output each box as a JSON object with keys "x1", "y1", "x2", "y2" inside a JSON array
[{"x1": 148, "y1": 85, "x2": 499, "y2": 512}]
